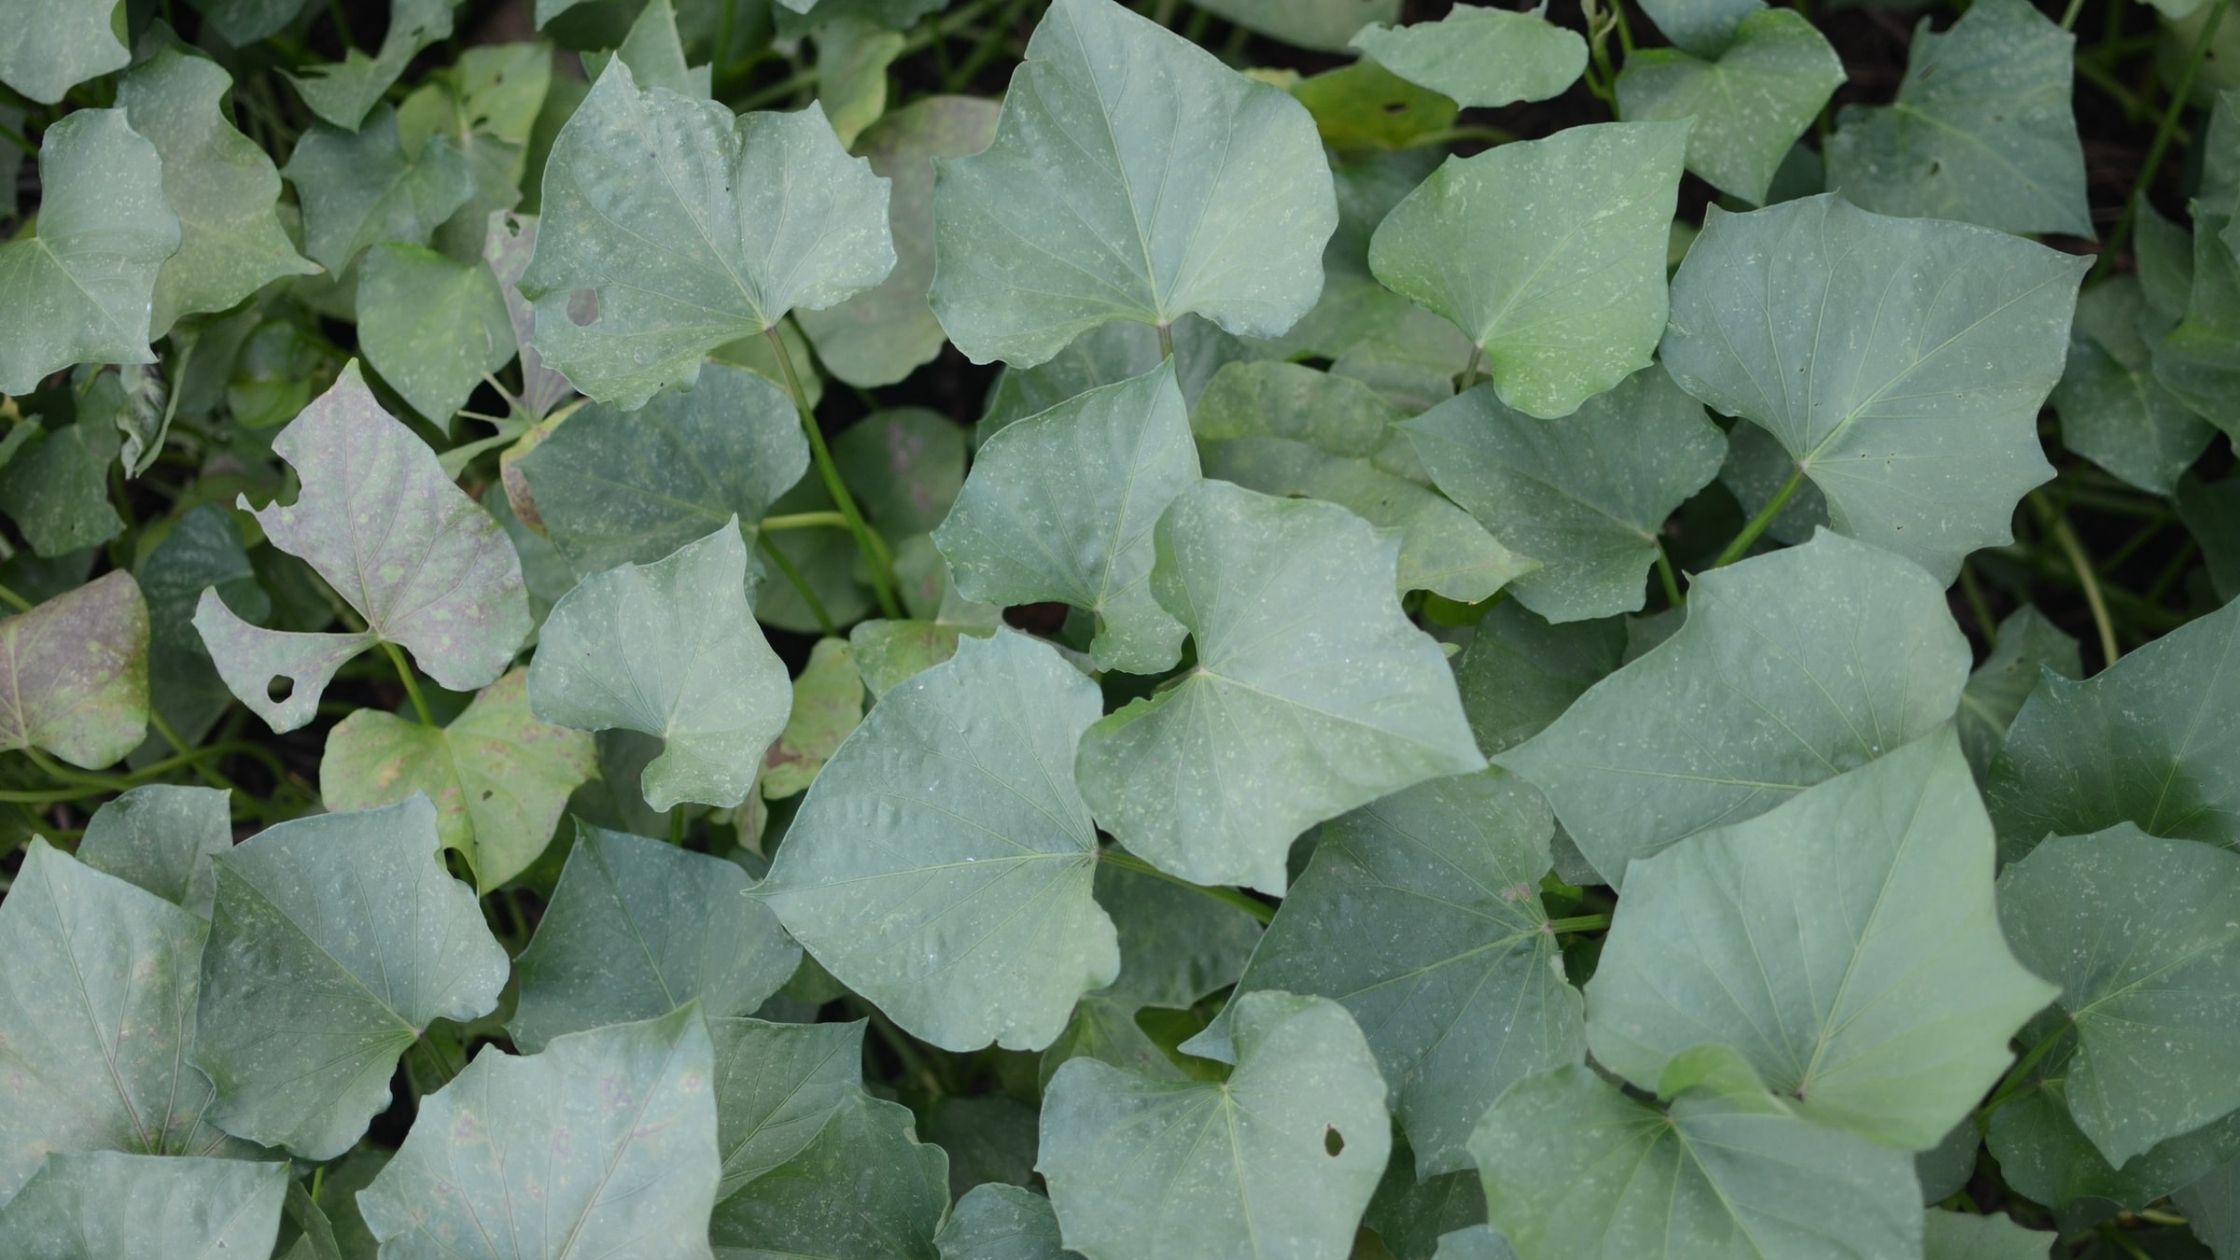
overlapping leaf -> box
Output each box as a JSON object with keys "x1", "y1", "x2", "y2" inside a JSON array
[
  {"x1": 0, "y1": 1152, "x2": 287, "y2": 1259},
  {"x1": 76, "y1": 783, "x2": 231, "y2": 917},
  {"x1": 354, "y1": 243, "x2": 514, "y2": 423},
  {"x1": 283, "y1": 106, "x2": 472, "y2": 276},
  {"x1": 1616, "y1": 10, "x2": 1844, "y2": 205},
  {"x1": 2053, "y1": 277, "x2": 2215, "y2": 496},
  {"x1": 1349, "y1": 6, "x2": 1586, "y2": 108},
  {"x1": 0, "y1": 0, "x2": 129, "y2": 104}
]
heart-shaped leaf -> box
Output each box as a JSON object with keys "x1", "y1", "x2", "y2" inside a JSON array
[
  {"x1": 0, "y1": 1152, "x2": 287, "y2": 1259},
  {"x1": 710, "y1": 1017, "x2": 867, "y2": 1197},
  {"x1": 929, "y1": 0, "x2": 1337, "y2": 367},
  {"x1": 0, "y1": 570, "x2": 149, "y2": 770},
  {"x1": 708, "y1": 1088, "x2": 950, "y2": 1259},
  {"x1": 76, "y1": 784, "x2": 231, "y2": 917},
  {"x1": 1349, "y1": 6, "x2": 1586, "y2": 108},
  {"x1": 0, "y1": 0, "x2": 129, "y2": 103},
  {"x1": 1616, "y1": 10, "x2": 1844, "y2": 205},
  {"x1": 283, "y1": 106, "x2": 472, "y2": 276},
  {"x1": 2053, "y1": 277, "x2": 2215, "y2": 496},
  {"x1": 527, "y1": 523, "x2": 791, "y2": 811},
  {"x1": 765, "y1": 629, "x2": 1120, "y2": 1051},
  {"x1": 354, "y1": 242, "x2": 515, "y2": 423}
]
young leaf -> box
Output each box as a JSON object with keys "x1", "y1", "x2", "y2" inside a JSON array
[
  {"x1": 1368, "y1": 121, "x2": 1689, "y2": 420},
  {"x1": 934, "y1": 363, "x2": 1198, "y2": 674},
  {"x1": 1826, "y1": 0, "x2": 2092, "y2": 238},
  {"x1": 522, "y1": 61, "x2": 894, "y2": 407},
  {"x1": 0, "y1": 841, "x2": 244, "y2": 1201},
  {"x1": 0, "y1": 570, "x2": 150, "y2": 770},
  {"x1": 938, "y1": 1184, "x2": 1071, "y2": 1260},
  {"x1": 1075, "y1": 481, "x2": 1486, "y2": 894},
  {"x1": 2153, "y1": 208, "x2": 2240, "y2": 437},
  {"x1": 1661, "y1": 193, "x2": 2086, "y2": 581},
  {"x1": 526, "y1": 523, "x2": 791, "y2": 811},
  {"x1": 1986, "y1": 595, "x2": 2240, "y2": 858},
  {"x1": 2053, "y1": 277, "x2": 2215, "y2": 496},
  {"x1": 359, "y1": 1008, "x2": 722, "y2": 1260},
  {"x1": 1039, "y1": 991, "x2": 1391, "y2": 1260},
  {"x1": 761, "y1": 636, "x2": 863, "y2": 799},
  {"x1": 287, "y1": 0, "x2": 455, "y2": 130},
  {"x1": 1956, "y1": 607, "x2": 2080, "y2": 779},
  {"x1": 119, "y1": 43, "x2": 321, "y2": 337},
  {"x1": 1194, "y1": 772, "x2": 1581, "y2": 1177},
  {"x1": 708, "y1": 1090, "x2": 951, "y2": 1259},
  {"x1": 0, "y1": 0, "x2": 129, "y2": 104},
  {"x1": 0, "y1": 1152, "x2": 286, "y2": 1259},
  {"x1": 1472, "y1": 1066, "x2": 1923, "y2": 1260},
  {"x1": 1586, "y1": 729, "x2": 2057, "y2": 1151},
  {"x1": 0, "y1": 110, "x2": 180, "y2": 396},
  {"x1": 763, "y1": 630, "x2": 1121, "y2": 1052},
  {"x1": 1407, "y1": 366, "x2": 1725, "y2": 622},
  {"x1": 194, "y1": 797, "x2": 510, "y2": 1160},
  {"x1": 76, "y1": 784, "x2": 231, "y2": 917},
  {"x1": 929, "y1": 0, "x2": 1338, "y2": 367},
  {"x1": 509, "y1": 823, "x2": 800, "y2": 1052},
  {"x1": 1498, "y1": 530, "x2": 1968, "y2": 886},
  {"x1": 797, "y1": 97, "x2": 1001, "y2": 388},
  {"x1": 516, "y1": 362, "x2": 806, "y2": 576},
  {"x1": 1194, "y1": 361, "x2": 1534, "y2": 604},
  {"x1": 193, "y1": 362, "x2": 531, "y2": 733},
  {"x1": 354, "y1": 243, "x2": 515, "y2": 423},
  {"x1": 1997, "y1": 826, "x2": 2240, "y2": 1167},
  {"x1": 1349, "y1": 6, "x2": 1587, "y2": 108},
  {"x1": 709, "y1": 1017, "x2": 867, "y2": 1196},
  {"x1": 282, "y1": 106, "x2": 473, "y2": 276},
  {"x1": 1615, "y1": 10, "x2": 1845, "y2": 205},
  {"x1": 319, "y1": 668, "x2": 596, "y2": 891}
]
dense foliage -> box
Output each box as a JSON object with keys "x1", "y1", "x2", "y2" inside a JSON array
[{"x1": 0, "y1": 0, "x2": 2237, "y2": 1254}]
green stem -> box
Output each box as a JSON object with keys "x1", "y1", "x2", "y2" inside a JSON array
[
  {"x1": 757, "y1": 532, "x2": 839, "y2": 637},
  {"x1": 1100, "y1": 847, "x2": 1276, "y2": 925},
  {"x1": 1407, "y1": 124, "x2": 1517, "y2": 149},
  {"x1": 2059, "y1": 0, "x2": 2086, "y2": 31},
  {"x1": 1979, "y1": 1025, "x2": 2071, "y2": 1122},
  {"x1": 0, "y1": 580, "x2": 30, "y2": 613},
  {"x1": 763, "y1": 327, "x2": 902, "y2": 619},
  {"x1": 22, "y1": 747, "x2": 135, "y2": 793},
  {"x1": 759, "y1": 510, "x2": 851, "y2": 532},
  {"x1": 2097, "y1": 0, "x2": 2230, "y2": 278},
  {"x1": 1714, "y1": 467, "x2": 1804, "y2": 567},
  {"x1": 1157, "y1": 321, "x2": 1174, "y2": 361},
  {"x1": 1545, "y1": 913, "x2": 1613, "y2": 934},
  {"x1": 2031, "y1": 497, "x2": 2119, "y2": 669},
  {"x1": 1957, "y1": 563, "x2": 1999, "y2": 646},
  {"x1": 1460, "y1": 345, "x2": 1483, "y2": 391},
  {"x1": 149, "y1": 709, "x2": 236, "y2": 793},
  {"x1": 1654, "y1": 540, "x2": 1684, "y2": 608},
  {"x1": 380, "y1": 641, "x2": 437, "y2": 726}
]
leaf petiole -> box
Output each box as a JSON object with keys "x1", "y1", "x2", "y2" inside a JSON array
[
  {"x1": 380, "y1": 641, "x2": 437, "y2": 726},
  {"x1": 1713, "y1": 465, "x2": 1805, "y2": 567},
  {"x1": 1099, "y1": 846, "x2": 1276, "y2": 925},
  {"x1": 762, "y1": 326, "x2": 903, "y2": 619}
]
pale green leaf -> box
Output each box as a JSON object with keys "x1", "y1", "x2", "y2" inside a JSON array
[
  {"x1": 1998, "y1": 825, "x2": 2240, "y2": 1167},
  {"x1": 1349, "y1": 6, "x2": 1586, "y2": 108},
  {"x1": 1039, "y1": 991, "x2": 1391, "y2": 1260},
  {"x1": 0, "y1": 570, "x2": 149, "y2": 770},
  {"x1": 1289, "y1": 61, "x2": 1460, "y2": 154},
  {"x1": 1076, "y1": 481, "x2": 1486, "y2": 894},
  {"x1": 1616, "y1": 10, "x2": 1844, "y2": 205},
  {"x1": 1471, "y1": 1065, "x2": 1923, "y2": 1260},
  {"x1": 938, "y1": 1185, "x2": 1075, "y2": 1260},
  {"x1": 1826, "y1": 0, "x2": 2092, "y2": 238},
  {"x1": 816, "y1": 17, "x2": 904, "y2": 146},
  {"x1": 2154, "y1": 208, "x2": 2240, "y2": 437},
  {"x1": 360, "y1": 1008, "x2": 721, "y2": 1260},
  {"x1": 194, "y1": 796, "x2": 508, "y2": 1159},
  {"x1": 119, "y1": 43, "x2": 320, "y2": 337},
  {"x1": 287, "y1": 0, "x2": 457, "y2": 131},
  {"x1": 709, "y1": 1016, "x2": 866, "y2": 1197},
  {"x1": 354, "y1": 243, "x2": 514, "y2": 423},
  {"x1": 1661, "y1": 193, "x2": 2084, "y2": 581},
  {"x1": 1407, "y1": 366, "x2": 1723, "y2": 621},
  {"x1": 1196, "y1": 771, "x2": 1580, "y2": 1177},
  {"x1": 709, "y1": 1090, "x2": 949, "y2": 1260},
  {"x1": 319, "y1": 668, "x2": 596, "y2": 891},
  {"x1": 1985, "y1": 595, "x2": 2240, "y2": 857},
  {"x1": 1498, "y1": 529, "x2": 1969, "y2": 886},
  {"x1": 1956, "y1": 607, "x2": 2079, "y2": 780},
  {"x1": 1368, "y1": 121, "x2": 1688, "y2": 419},
  {"x1": 1186, "y1": 0, "x2": 1396, "y2": 50},
  {"x1": 510, "y1": 823, "x2": 799, "y2": 1051},
  {"x1": 934, "y1": 363, "x2": 1197, "y2": 674},
  {"x1": 527, "y1": 524, "x2": 791, "y2": 810},
  {"x1": 514, "y1": 361, "x2": 806, "y2": 575},
  {"x1": 928, "y1": 0, "x2": 1336, "y2": 367},
  {"x1": 522, "y1": 61, "x2": 893, "y2": 408},
  {"x1": 1586, "y1": 728, "x2": 2057, "y2": 1150},
  {"x1": 0, "y1": 0, "x2": 128, "y2": 104},
  {"x1": 761, "y1": 636, "x2": 863, "y2": 799},
  {"x1": 77, "y1": 783, "x2": 230, "y2": 917},
  {"x1": 0, "y1": 1152, "x2": 286, "y2": 1259},
  {"x1": 0, "y1": 110, "x2": 179, "y2": 395},
  {"x1": 483, "y1": 212, "x2": 574, "y2": 419},
  {"x1": 1195, "y1": 361, "x2": 1534, "y2": 604},
  {"x1": 797, "y1": 96, "x2": 1000, "y2": 389},
  {"x1": 1922, "y1": 1210, "x2": 2054, "y2": 1260},
  {"x1": 0, "y1": 841, "x2": 243, "y2": 1201},
  {"x1": 765, "y1": 630, "x2": 1119, "y2": 1051},
  {"x1": 193, "y1": 363, "x2": 530, "y2": 733},
  {"x1": 282, "y1": 106, "x2": 472, "y2": 276},
  {"x1": 2053, "y1": 278, "x2": 2215, "y2": 496}
]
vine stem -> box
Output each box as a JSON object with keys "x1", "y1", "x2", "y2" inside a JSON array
[
  {"x1": 1099, "y1": 847, "x2": 1276, "y2": 925},
  {"x1": 763, "y1": 327, "x2": 903, "y2": 619},
  {"x1": 2096, "y1": 0, "x2": 2230, "y2": 278},
  {"x1": 1714, "y1": 466, "x2": 1805, "y2": 567},
  {"x1": 1654, "y1": 540, "x2": 1684, "y2": 608},
  {"x1": 380, "y1": 641, "x2": 437, "y2": 726},
  {"x1": 2031, "y1": 497, "x2": 2120, "y2": 668},
  {"x1": 1156, "y1": 321, "x2": 1174, "y2": 361},
  {"x1": 760, "y1": 510, "x2": 850, "y2": 532},
  {"x1": 1545, "y1": 914, "x2": 1613, "y2": 934},
  {"x1": 0, "y1": 580, "x2": 30, "y2": 613},
  {"x1": 1460, "y1": 345, "x2": 1483, "y2": 391},
  {"x1": 2059, "y1": 0, "x2": 2086, "y2": 31},
  {"x1": 757, "y1": 533, "x2": 839, "y2": 637}
]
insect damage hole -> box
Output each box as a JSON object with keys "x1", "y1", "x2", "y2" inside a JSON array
[
  {"x1": 266, "y1": 675, "x2": 294, "y2": 703},
  {"x1": 1324, "y1": 1125, "x2": 1345, "y2": 1156}
]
